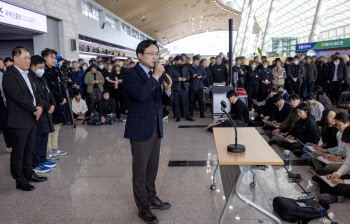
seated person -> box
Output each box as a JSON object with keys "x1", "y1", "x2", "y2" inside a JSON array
[
  {"x1": 306, "y1": 92, "x2": 325, "y2": 123},
  {"x1": 294, "y1": 109, "x2": 338, "y2": 160},
  {"x1": 269, "y1": 93, "x2": 291, "y2": 126},
  {"x1": 339, "y1": 91, "x2": 350, "y2": 109},
  {"x1": 314, "y1": 126, "x2": 350, "y2": 205},
  {"x1": 98, "y1": 90, "x2": 117, "y2": 125},
  {"x1": 272, "y1": 103, "x2": 320, "y2": 151},
  {"x1": 277, "y1": 86, "x2": 289, "y2": 102},
  {"x1": 72, "y1": 91, "x2": 90, "y2": 120},
  {"x1": 311, "y1": 112, "x2": 350, "y2": 171},
  {"x1": 313, "y1": 85, "x2": 332, "y2": 110},
  {"x1": 256, "y1": 88, "x2": 277, "y2": 120}
]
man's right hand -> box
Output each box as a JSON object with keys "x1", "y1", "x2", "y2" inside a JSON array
[
  {"x1": 327, "y1": 174, "x2": 339, "y2": 180},
  {"x1": 153, "y1": 63, "x2": 165, "y2": 80},
  {"x1": 293, "y1": 78, "x2": 297, "y2": 82},
  {"x1": 60, "y1": 98, "x2": 67, "y2": 105},
  {"x1": 48, "y1": 105, "x2": 55, "y2": 114}
]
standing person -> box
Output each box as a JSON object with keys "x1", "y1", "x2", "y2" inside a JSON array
[
  {"x1": 272, "y1": 60, "x2": 286, "y2": 89},
  {"x1": 104, "y1": 63, "x2": 119, "y2": 103},
  {"x1": 4, "y1": 57, "x2": 14, "y2": 70},
  {"x1": 188, "y1": 56, "x2": 207, "y2": 118},
  {"x1": 343, "y1": 55, "x2": 350, "y2": 90},
  {"x1": 316, "y1": 56, "x2": 329, "y2": 94},
  {"x1": 245, "y1": 61, "x2": 259, "y2": 110},
  {"x1": 200, "y1": 58, "x2": 213, "y2": 88},
  {"x1": 301, "y1": 56, "x2": 318, "y2": 100},
  {"x1": 29, "y1": 55, "x2": 57, "y2": 173},
  {"x1": 211, "y1": 56, "x2": 227, "y2": 85},
  {"x1": 259, "y1": 60, "x2": 272, "y2": 101},
  {"x1": 328, "y1": 56, "x2": 347, "y2": 105},
  {"x1": 167, "y1": 56, "x2": 194, "y2": 122},
  {"x1": 71, "y1": 61, "x2": 86, "y2": 97},
  {"x1": 122, "y1": 40, "x2": 173, "y2": 224},
  {"x1": 287, "y1": 56, "x2": 305, "y2": 95},
  {"x1": 85, "y1": 64, "x2": 104, "y2": 114},
  {"x1": 3, "y1": 46, "x2": 47, "y2": 191},
  {"x1": 115, "y1": 65, "x2": 127, "y2": 116},
  {"x1": 233, "y1": 57, "x2": 247, "y2": 88},
  {"x1": 208, "y1": 57, "x2": 216, "y2": 74},
  {"x1": 41, "y1": 48, "x2": 68, "y2": 160}
]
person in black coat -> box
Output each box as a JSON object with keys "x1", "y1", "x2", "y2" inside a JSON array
[
  {"x1": 233, "y1": 57, "x2": 247, "y2": 88},
  {"x1": 316, "y1": 56, "x2": 329, "y2": 94},
  {"x1": 168, "y1": 56, "x2": 193, "y2": 121},
  {"x1": 259, "y1": 60, "x2": 273, "y2": 101},
  {"x1": 41, "y1": 48, "x2": 68, "y2": 158},
  {"x1": 257, "y1": 88, "x2": 278, "y2": 120},
  {"x1": 270, "y1": 93, "x2": 292, "y2": 125},
  {"x1": 200, "y1": 58, "x2": 213, "y2": 88},
  {"x1": 29, "y1": 55, "x2": 57, "y2": 172},
  {"x1": 211, "y1": 56, "x2": 227, "y2": 84},
  {"x1": 287, "y1": 56, "x2": 305, "y2": 95},
  {"x1": 97, "y1": 91, "x2": 116, "y2": 124},
  {"x1": 327, "y1": 56, "x2": 347, "y2": 105},
  {"x1": 188, "y1": 56, "x2": 207, "y2": 118},
  {"x1": 226, "y1": 90, "x2": 249, "y2": 123},
  {"x1": 246, "y1": 62, "x2": 260, "y2": 110},
  {"x1": 3, "y1": 47, "x2": 47, "y2": 191}
]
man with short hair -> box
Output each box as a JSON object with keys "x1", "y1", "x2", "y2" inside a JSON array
[
  {"x1": 259, "y1": 60, "x2": 272, "y2": 101},
  {"x1": 3, "y1": 46, "x2": 46, "y2": 191},
  {"x1": 78, "y1": 58, "x2": 84, "y2": 66},
  {"x1": 270, "y1": 93, "x2": 292, "y2": 126},
  {"x1": 71, "y1": 61, "x2": 86, "y2": 97},
  {"x1": 301, "y1": 56, "x2": 318, "y2": 100},
  {"x1": 286, "y1": 56, "x2": 305, "y2": 95},
  {"x1": 233, "y1": 57, "x2": 247, "y2": 88},
  {"x1": 224, "y1": 90, "x2": 249, "y2": 125},
  {"x1": 328, "y1": 56, "x2": 347, "y2": 105},
  {"x1": 212, "y1": 56, "x2": 227, "y2": 85},
  {"x1": 277, "y1": 85, "x2": 290, "y2": 102},
  {"x1": 316, "y1": 56, "x2": 329, "y2": 93}
]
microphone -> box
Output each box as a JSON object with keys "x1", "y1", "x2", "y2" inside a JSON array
[
  {"x1": 220, "y1": 100, "x2": 246, "y2": 153},
  {"x1": 155, "y1": 62, "x2": 170, "y2": 84}
]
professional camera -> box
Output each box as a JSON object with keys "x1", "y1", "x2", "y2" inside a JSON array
[{"x1": 60, "y1": 61, "x2": 72, "y2": 83}]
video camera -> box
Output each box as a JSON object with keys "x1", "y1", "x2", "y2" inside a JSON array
[{"x1": 60, "y1": 61, "x2": 72, "y2": 83}]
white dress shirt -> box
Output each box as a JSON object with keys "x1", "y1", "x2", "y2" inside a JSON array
[{"x1": 14, "y1": 65, "x2": 36, "y2": 106}]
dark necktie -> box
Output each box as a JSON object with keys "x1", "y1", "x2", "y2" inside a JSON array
[{"x1": 148, "y1": 70, "x2": 153, "y2": 78}]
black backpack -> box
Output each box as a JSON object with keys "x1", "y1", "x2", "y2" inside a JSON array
[{"x1": 273, "y1": 197, "x2": 327, "y2": 224}]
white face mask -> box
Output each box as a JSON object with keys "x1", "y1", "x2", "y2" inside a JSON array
[
  {"x1": 99, "y1": 65, "x2": 104, "y2": 70},
  {"x1": 251, "y1": 65, "x2": 257, "y2": 69},
  {"x1": 83, "y1": 66, "x2": 88, "y2": 70},
  {"x1": 263, "y1": 65, "x2": 268, "y2": 68},
  {"x1": 294, "y1": 61, "x2": 299, "y2": 65},
  {"x1": 35, "y1": 68, "x2": 45, "y2": 77},
  {"x1": 334, "y1": 61, "x2": 340, "y2": 65}
]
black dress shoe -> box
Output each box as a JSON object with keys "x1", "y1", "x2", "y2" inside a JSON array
[
  {"x1": 26, "y1": 173, "x2": 48, "y2": 182},
  {"x1": 16, "y1": 182, "x2": 35, "y2": 191},
  {"x1": 200, "y1": 115, "x2": 206, "y2": 118},
  {"x1": 149, "y1": 196, "x2": 171, "y2": 210},
  {"x1": 138, "y1": 206, "x2": 159, "y2": 224},
  {"x1": 176, "y1": 118, "x2": 180, "y2": 122},
  {"x1": 293, "y1": 150, "x2": 303, "y2": 158},
  {"x1": 186, "y1": 118, "x2": 195, "y2": 121}
]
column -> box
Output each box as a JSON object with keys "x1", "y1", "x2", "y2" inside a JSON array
[
  {"x1": 308, "y1": 0, "x2": 327, "y2": 42},
  {"x1": 240, "y1": 0, "x2": 256, "y2": 56},
  {"x1": 261, "y1": 0, "x2": 277, "y2": 55},
  {"x1": 233, "y1": 0, "x2": 250, "y2": 57}
]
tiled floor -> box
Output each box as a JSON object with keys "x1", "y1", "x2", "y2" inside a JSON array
[{"x1": 0, "y1": 110, "x2": 347, "y2": 224}]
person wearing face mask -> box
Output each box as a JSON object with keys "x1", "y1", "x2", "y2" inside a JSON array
[
  {"x1": 78, "y1": 58, "x2": 84, "y2": 67},
  {"x1": 258, "y1": 60, "x2": 272, "y2": 101},
  {"x1": 98, "y1": 61, "x2": 106, "y2": 74},
  {"x1": 328, "y1": 56, "x2": 347, "y2": 105},
  {"x1": 29, "y1": 55, "x2": 57, "y2": 174},
  {"x1": 316, "y1": 56, "x2": 329, "y2": 94},
  {"x1": 81, "y1": 63, "x2": 88, "y2": 72},
  {"x1": 246, "y1": 61, "x2": 260, "y2": 110},
  {"x1": 71, "y1": 61, "x2": 86, "y2": 98},
  {"x1": 167, "y1": 56, "x2": 194, "y2": 122},
  {"x1": 301, "y1": 56, "x2": 318, "y2": 100},
  {"x1": 85, "y1": 64, "x2": 105, "y2": 114},
  {"x1": 56, "y1": 58, "x2": 64, "y2": 73},
  {"x1": 343, "y1": 55, "x2": 350, "y2": 88},
  {"x1": 286, "y1": 56, "x2": 305, "y2": 95},
  {"x1": 233, "y1": 57, "x2": 247, "y2": 88}
]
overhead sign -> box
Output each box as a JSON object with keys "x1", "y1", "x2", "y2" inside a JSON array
[
  {"x1": 0, "y1": 1, "x2": 47, "y2": 33},
  {"x1": 296, "y1": 38, "x2": 350, "y2": 51}
]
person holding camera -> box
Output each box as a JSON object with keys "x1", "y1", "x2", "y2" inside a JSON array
[{"x1": 84, "y1": 64, "x2": 105, "y2": 114}]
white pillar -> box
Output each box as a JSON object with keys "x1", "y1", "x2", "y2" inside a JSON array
[
  {"x1": 308, "y1": 0, "x2": 327, "y2": 42},
  {"x1": 240, "y1": 0, "x2": 256, "y2": 57},
  {"x1": 233, "y1": 0, "x2": 250, "y2": 57},
  {"x1": 261, "y1": 0, "x2": 277, "y2": 55}
]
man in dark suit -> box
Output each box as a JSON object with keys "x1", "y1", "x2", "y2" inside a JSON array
[
  {"x1": 167, "y1": 55, "x2": 194, "y2": 122},
  {"x1": 270, "y1": 93, "x2": 292, "y2": 126},
  {"x1": 3, "y1": 46, "x2": 47, "y2": 191},
  {"x1": 122, "y1": 40, "x2": 173, "y2": 224}
]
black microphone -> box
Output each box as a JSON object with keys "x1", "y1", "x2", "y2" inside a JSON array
[
  {"x1": 220, "y1": 100, "x2": 245, "y2": 153},
  {"x1": 155, "y1": 62, "x2": 170, "y2": 84}
]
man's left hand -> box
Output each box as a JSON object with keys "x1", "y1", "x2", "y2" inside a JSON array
[{"x1": 163, "y1": 73, "x2": 172, "y2": 92}]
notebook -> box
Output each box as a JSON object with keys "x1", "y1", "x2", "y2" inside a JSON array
[
  {"x1": 316, "y1": 156, "x2": 343, "y2": 165},
  {"x1": 262, "y1": 119, "x2": 279, "y2": 128},
  {"x1": 310, "y1": 169, "x2": 336, "y2": 187}
]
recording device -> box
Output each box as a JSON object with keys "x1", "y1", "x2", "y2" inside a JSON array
[
  {"x1": 220, "y1": 100, "x2": 245, "y2": 153},
  {"x1": 155, "y1": 62, "x2": 170, "y2": 84},
  {"x1": 288, "y1": 172, "x2": 301, "y2": 179},
  {"x1": 60, "y1": 62, "x2": 72, "y2": 83}
]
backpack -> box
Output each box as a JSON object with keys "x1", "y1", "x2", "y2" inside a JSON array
[{"x1": 273, "y1": 197, "x2": 327, "y2": 224}]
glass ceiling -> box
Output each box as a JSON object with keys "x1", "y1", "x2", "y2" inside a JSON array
[{"x1": 219, "y1": 0, "x2": 350, "y2": 40}]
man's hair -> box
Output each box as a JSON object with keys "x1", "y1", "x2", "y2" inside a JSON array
[
  {"x1": 253, "y1": 56, "x2": 259, "y2": 60},
  {"x1": 277, "y1": 86, "x2": 284, "y2": 90},
  {"x1": 319, "y1": 56, "x2": 325, "y2": 59},
  {"x1": 30, "y1": 55, "x2": 46, "y2": 67},
  {"x1": 97, "y1": 56, "x2": 102, "y2": 59},
  {"x1": 98, "y1": 61, "x2": 105, "y2": 65},
  {"x1": 216, "y1": 55, "x2": 221, "y2": 59},
  {"x1": 200, "y1": 59, "x2": 207, "y2": 65},
  {"x1": 102, "y1": 90, "x2": 110, "y2": 95},
  {"x1": 74, "y1": 91, "x2": 82, "y2": 96},
  {"x1": 129, "y1": 61, "x2": 135, "y2": 65},
  {"x1": 335, "y1": 112, "x2": 350, "y2": 124},
  {"x1": 305, "y1": 93, "x2": 316, "y2": 101},
  {"x1": 136, "y1": 40, "x2": 159, "y2": 60},
  {"x1": 289, "y1": 94, "x2": 300, "y2": 101},
  {"x1": 89, "y1": 58, "x2": 96, "y2": 64},
  {"x1": 342, "y1": 126, "x2": 350, "y2": 143},
  {"x1": 78, "y1": 58, "x2": 83, "y2": 61},
  {"x1": 294, "y1": 55, "x2": 300, "y2": 59},
  {"x1": 41, "y1": 48, "x2": 58, "y2": 58},
  {"x1": 12, "y1": 46, "x2": 29, "y2": 58},
  {"x1": 186, "y1": 57, "x2": 191, "y2": 60},
  {"x1": 210, "y1": 57, "x2": 216, "y2": 60},
  {"x1": 296, "y1": 103, "x2": 311, "y2": 116},
  {"x1": 235, "y1": 57, "x2": 241, "y2": 62},
  {"x1": 305, "y1": 56, "x2": 311, "y2": 61},
  {"x1": 192, "y1": 56, "x2": 200, "y2": 61},
  {"x1": 90, "y1": 64, "x2": 98, "y2": 70},
  {"x1": 270, "y1": 87, "x2": 277, "y2": 93},
  {"x1": 261, "y1": 56, "x2": 267, "y2": 59},
  {"x1": 181, "y1": 53, "x2": 187, "y2": 57},
  {"x1": 272, "y1": 93, "x2": 283, "y2": 103},
  {"x1": 57, "y1": 58, "x2": 64, "y2": 63},
  {"x1": 174, "y1": 55, "x2": 182, "y2": 62},
  {"x1": 72, "y1": 61, "x2": 78, "y2": 64},
  {"x1": 226, "y1": 90, "x2": 237, "y2": 98}
]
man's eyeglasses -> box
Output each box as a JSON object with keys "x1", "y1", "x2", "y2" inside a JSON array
[{"x1": 144, "y1": 52, "x2": 160, "y2": 57}]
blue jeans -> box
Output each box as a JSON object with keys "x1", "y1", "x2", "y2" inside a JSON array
[
  {"x1": 33, "y1": 133, "x2": 49, "y2": 167},
  {"x1": 93, "y1": 112, "x2": 116, "y2": 124},
  {"x1": 339, "y1": 91, "x2": 350, "y2": 104},
  {"x1": 301, "y1": 81, "x2": 315, "y2": 100}
]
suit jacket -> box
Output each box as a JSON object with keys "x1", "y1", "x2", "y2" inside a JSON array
[
  {"x1": 270, "y1": 102, "x2": 292, "y2": 123},
  {"x1": 122, "y1": 63, "x2": 174, "y2": 141},
  {"x1": 29, "y1": 70, "x2": 56, "y2": 135},
  {"x1": 188, "y1": 65, "x2": 207, "y2": 91},
  {"x1": 99, "y1": 98, "x2": 116, "y2": 115},
  {"x1": 167, "y1": 65, "x2": 190, "y2": 92},
  {"x1": 3, "y1": 65, "x2": 42, "y2": 129}
]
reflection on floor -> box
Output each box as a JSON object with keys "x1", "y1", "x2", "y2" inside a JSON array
[{"x1": 0, "y1": 110, "x2": 347, "y2": 224}]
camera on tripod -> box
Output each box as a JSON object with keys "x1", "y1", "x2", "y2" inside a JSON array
[{"x1": 60, "y1": 62, "x2": 72, "y2": 83}]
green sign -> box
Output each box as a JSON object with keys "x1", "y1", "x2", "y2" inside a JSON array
[{"x1": 313, "y1": 38, "x2": 350, "y2": 50}]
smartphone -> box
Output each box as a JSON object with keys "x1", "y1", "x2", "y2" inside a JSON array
[{"x1": 288, "y1": 173, "x2": 301, "y2": 179}]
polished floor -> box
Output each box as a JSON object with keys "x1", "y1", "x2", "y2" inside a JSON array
[{"x1": 0, "y1": 110, "x2": 348, "y2": 224}]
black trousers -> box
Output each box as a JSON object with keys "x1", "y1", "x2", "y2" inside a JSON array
[
  {"x1": 288, "y1": 81, "x2": 301, "y2": 95},
  {"x1": 247, "y1": 84, "x2": 259, "y2": 109},
  {"x1": 189, "y1": 88, "x2": 204, "y2": 117},
  {"x1": 259, "y1": 84, "x2": 269, "y2": 102},
  {"x1": 117, "y1": 88, "x2": 127, "y2": 115},
  {"x1": 173, "y1": 90, "x2": 191, "y2": 119},
  {"x1": 330, "y1": 81, "x2": 342, "y2": 104},
  {"x1": 9, "y1": 127, "x2": 36, "y2": 184},
  {"x1": 33, "y1": 133, "x2": 48, "y2": 168},
  {"x1": 130, "y1": 122, "x2": 161, "y2": 209}
]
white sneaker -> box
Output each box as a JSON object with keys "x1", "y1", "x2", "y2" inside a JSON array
[
  {"x1": 52, "y1": 148, "x2": 67, "y2": 156},
  {"x1": 47, "y1": 150, "x2": 59, "y2": 160},
  {"x1": 5, "y1": 147, "x2": 12, "y2": 153},
  {"x1": 162, "y1": 115, "x2": 168, "y2": 121}
]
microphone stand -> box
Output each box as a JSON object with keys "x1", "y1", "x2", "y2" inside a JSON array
[{"x1": 221, "y1": 106, "x2": 246, "y2": 153}]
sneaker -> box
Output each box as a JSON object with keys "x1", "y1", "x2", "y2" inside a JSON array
[
  {"x1": 318, "y1": 193, "x2": 340, "y2": 204},
  {"x1": 5, "y1": 147, "x2": 12, "y2": 153},
  {"x1": 33, "y1": 166, "x2": 51, "y2": 173},
  {"x1": 42, "y1": 161, "x2": 57, "y2": 168},
  {"x1": 52, "y1": 148, "x2": 67, "y2": 156},
  {"x1": 162, "y1": 115, "x2": 168, "y2": 121},
  {"x1": 47, "y1": 150, "x2": 59, "y2": 161}
]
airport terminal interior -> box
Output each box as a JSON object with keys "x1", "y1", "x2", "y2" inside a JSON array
[{"x1": 1, "y1": 0, "x2": 350, "y2": 223}]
